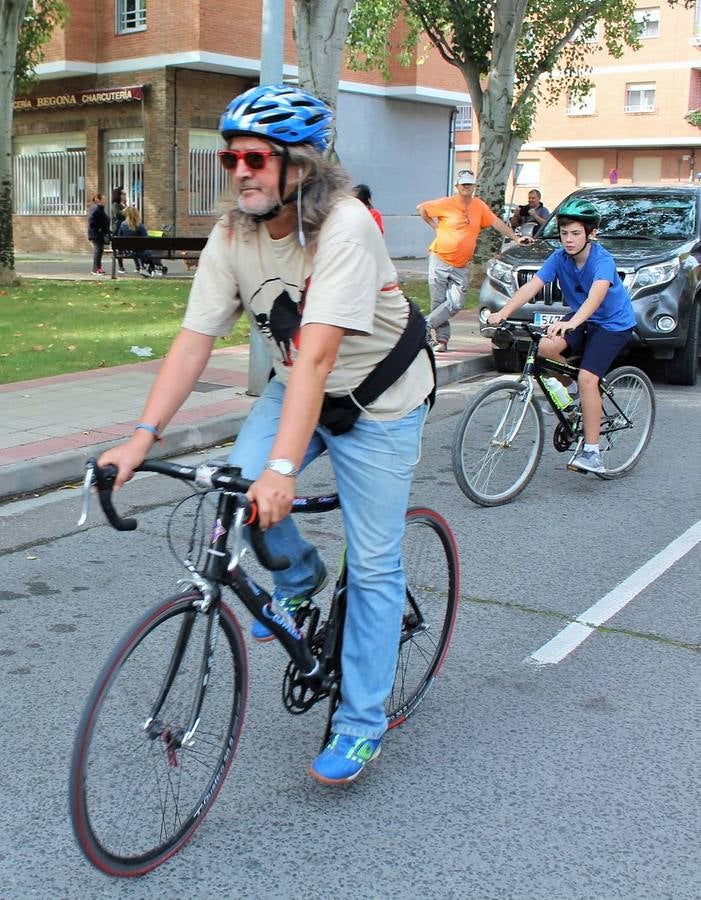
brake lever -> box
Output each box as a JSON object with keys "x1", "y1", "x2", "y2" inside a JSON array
[{"x1": 77, "y1": 461, "x2": 95, "y2": 526}]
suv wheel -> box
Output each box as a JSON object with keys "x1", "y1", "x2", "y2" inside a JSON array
[
  {"x1": 492, "y1": 344, "x2": 523, "y2": 373},
  {"x1": 665, "y1": 302, "x2": 700, "y2": 386}
]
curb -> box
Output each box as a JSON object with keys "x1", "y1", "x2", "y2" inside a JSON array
[{"x1": 0, "y1": 355, "x2": 491, "y2": 502}]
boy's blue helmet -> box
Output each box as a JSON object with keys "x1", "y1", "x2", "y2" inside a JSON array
[{"x1": 219, "y1": 84, "x2": 333, "y2": 153}]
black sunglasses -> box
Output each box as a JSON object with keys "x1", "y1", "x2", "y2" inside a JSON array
[{"x1": 217, "y1": 149, "x2": 282, "y2": 171}]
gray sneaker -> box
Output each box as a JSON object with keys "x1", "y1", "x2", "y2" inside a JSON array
[{"x1": 568, "y1": 447, "x2": 605, "y2": 474}]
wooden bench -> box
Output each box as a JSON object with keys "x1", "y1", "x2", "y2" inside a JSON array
[{"x1": 110, "y1": 236, "x2": 208, "y2": 278}]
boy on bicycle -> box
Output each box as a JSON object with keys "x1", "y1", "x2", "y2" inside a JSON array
[
  {"x1": 97, "y1": 84, "x2": 434, "y2": 785},
  {"x1": 488, "y1": 197, "x2": 635, "y2": 474}
]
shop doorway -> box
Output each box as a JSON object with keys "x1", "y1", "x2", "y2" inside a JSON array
[{"x1": 105, "y1": 137, "x2": 144, "y2": 213}]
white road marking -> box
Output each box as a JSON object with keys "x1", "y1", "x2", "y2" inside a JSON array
[{"x1": 528, "y1": 518, "x2": 701, "y2": 665}]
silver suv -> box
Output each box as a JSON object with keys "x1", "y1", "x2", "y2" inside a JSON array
[{"x1": 478, "y1": 185, "x2": 701, "y2": 385}]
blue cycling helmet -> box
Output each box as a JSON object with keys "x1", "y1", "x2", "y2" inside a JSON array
[{"x1": 219, "y1": 84, "x2": 333, "y2": 153}]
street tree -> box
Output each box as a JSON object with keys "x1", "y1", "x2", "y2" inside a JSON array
[
  {"x1": 0, "y1": 0, "x2": 67, "y2": 284},
  {"x1": 347, "y1": 0, "x2": 684, "y2": 255},
  {"x1": 293, "y1": 0, "x2": 357, "y2": 154}
]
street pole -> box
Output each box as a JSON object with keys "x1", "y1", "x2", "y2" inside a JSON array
[{"x1": 247, "y1": 0, "x2": 285, "y2": 396}]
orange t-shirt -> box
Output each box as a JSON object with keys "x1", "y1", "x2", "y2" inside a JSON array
[{"x1": 420, "y1": 195, "x2": 497, "y2": 267}]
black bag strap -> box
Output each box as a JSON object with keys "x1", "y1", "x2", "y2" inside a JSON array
[{"x1": 326, "y1": 299, "x2": 436, "y2": 414}]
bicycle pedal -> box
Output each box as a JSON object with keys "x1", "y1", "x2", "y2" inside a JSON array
[{"x1": 566, "y1": 463, "x2": 589, "y2": 474}]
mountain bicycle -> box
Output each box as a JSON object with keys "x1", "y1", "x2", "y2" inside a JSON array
[
  {"x1": 69, "y1": 457, "x2": 460, "y2": 877},
  {"x1": 451, "y1": 321, "x2": 655, "y2": 506}
]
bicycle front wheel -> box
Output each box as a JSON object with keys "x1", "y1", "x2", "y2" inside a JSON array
[
  {"x1": 597, "y1": 365, "x2": 655, "y2": 479},
  {"x1": 69, "y1": 592, "x2": 248, "y2": 877},
  {"x1": 387, "y1": 508, "x2": 460, "y2": 727},
  {"x1": 452, "y1": 379, "x2": 544, "y2": 506}
]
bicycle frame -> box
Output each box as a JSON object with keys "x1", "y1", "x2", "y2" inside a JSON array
[{"x1": 513, "y1": 327, "x2": 636, "y2": 443}]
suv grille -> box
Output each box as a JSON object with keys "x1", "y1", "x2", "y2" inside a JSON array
[
  {"x1": 516, "y1": 270, "x2": 561, "y2": 305},
  {"x1": 516, "y1": 268, "x2": 628, "y2": 305}
]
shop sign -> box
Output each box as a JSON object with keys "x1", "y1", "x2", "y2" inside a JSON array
[{"x1": 14, "y1": 85, "x2": 145, "y2": 111}]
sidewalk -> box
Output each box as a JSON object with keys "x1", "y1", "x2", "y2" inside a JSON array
[{"x1": 0, "y1": 253, "x2": 493, "y2": 501}]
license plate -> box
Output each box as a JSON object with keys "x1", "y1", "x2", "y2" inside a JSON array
[{"x1": 534, "y1": 313, "x2": 564, "y2": 326}]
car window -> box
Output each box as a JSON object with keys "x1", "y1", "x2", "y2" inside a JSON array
[{"x1": 541, "y1": 193, "x2": 697, "y2": 240}]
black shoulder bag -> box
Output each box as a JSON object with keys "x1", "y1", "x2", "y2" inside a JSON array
[{"x1": 317, "y1": 300, "x2": 436, "y2": 436}]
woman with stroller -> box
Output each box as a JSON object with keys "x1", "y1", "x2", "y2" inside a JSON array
[{"x1": 118, "y1": 206, "x2": 162, "y2": 277}]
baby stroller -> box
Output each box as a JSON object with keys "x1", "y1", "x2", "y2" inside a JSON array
[{"x1": 134, "y1": 224, "x2": 171, "y2": 277}]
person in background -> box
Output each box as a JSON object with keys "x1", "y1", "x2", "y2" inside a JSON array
[
  {"x1": 510, "y1": 189, "x2": 551, "y2": 230},
  {"x1": 118, "y1": 206, "x2": 159, "y2": 277},
  {"x1": 353, "y1": 184, "x2": 384, "y2": 234},
  {"x1": 111, "y1": 187, "x2": 127, "y2": 274},
  {"x1": 417, "y1": 169, "x2": 530, "y2": 353},
  {"x1": 87, "y1": 193, "x2": 110, "y2": 275}
]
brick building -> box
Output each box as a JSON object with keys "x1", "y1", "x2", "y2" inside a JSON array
[{"x1": 11, "y1": 0, "x2": 470, "y2": 257}]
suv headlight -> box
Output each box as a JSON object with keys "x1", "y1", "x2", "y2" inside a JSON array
[
  {"x1": 486, "y1": 258, "x2": 514, "y2": 290},
  {"x1": 629, "y1": 258, "x2": 680, "y2": 295}
]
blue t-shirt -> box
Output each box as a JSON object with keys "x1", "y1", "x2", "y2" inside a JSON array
[{"x1": 536, "y1": 242, "x2": 635, "y2": 331}]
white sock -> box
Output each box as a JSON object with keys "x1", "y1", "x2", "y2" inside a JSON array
[{"x1": 583, "y1": 443, "x2": 599, "y2": 453}]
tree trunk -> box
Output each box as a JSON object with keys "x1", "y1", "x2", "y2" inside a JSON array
[
  {"x1": 293, "y1": 0, "x2": 356, "y2": 108},
  {"x1": 473, "y1": 0, "x2": 528, "y2": 265},
  {"x1": 0, "y1": 0, "x2": 29, "y2": 284}
]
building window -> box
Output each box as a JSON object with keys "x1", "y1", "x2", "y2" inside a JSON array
[
  {"x1": 189, "y1": 130, "x2": 228, "y2": 216},
  {"x1": 625, "y1": 82, "x2": 656, "y2": 113},
  {"x1": 632, "y1": 156, "x2": 662, "y2": 182},
  {"x1": 634, "y1": 7, "x2": 660, "y2": 38},
  {"x1": 567, "y1": 88, "x2": 596, "y2": 116},
  {"x1": 455, "y1": 104, "x2": 473, "y2": 131},
  {"x1": 13, "y1": 136, "x2": 85, "y2": 215},
  {"x1": 116, "y1": 0, "x2": 147, "y2": 34}
]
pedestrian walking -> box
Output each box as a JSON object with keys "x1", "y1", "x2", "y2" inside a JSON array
[
  {"x1": 417, "y1": 169, "x2": 529, "y2": 352},
  {"x1": 87, "y1": 194, "x2": 110, "y2": 275}
]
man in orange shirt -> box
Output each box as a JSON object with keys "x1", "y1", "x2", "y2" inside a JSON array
[{"x1": 417, "y1": 169, "x2": 528, "y2": 351}]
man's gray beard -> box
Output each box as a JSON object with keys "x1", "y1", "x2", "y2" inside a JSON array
[{"x1": 236, "y1": 194, "x2": 279, "y2": 218}]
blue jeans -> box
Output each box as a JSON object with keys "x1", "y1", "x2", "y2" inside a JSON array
[
  {"x1": 228, "y1": 378, "x2": 428, "y2": 740},
  {"x1": 426, "y1": 252, "x2": 469, "y2": 343}
]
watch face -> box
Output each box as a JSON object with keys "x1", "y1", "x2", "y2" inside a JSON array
[{"x1": 267, "y1": 459, "x2": 297, "y2": 476}]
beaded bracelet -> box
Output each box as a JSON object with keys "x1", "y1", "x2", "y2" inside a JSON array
[{"x1": 134, "y1": 422, "x2": 161, "y2": 442}]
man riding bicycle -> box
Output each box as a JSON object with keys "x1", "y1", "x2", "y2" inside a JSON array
[
  {"x1": 488, "y1": 197, "x2": 635, "y2": 474},
  {"x1": 97, "y1": 84, "x2": 435, "y2": 785}
]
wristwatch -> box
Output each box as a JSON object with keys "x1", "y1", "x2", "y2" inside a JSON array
[{"x1": 265, "y1": 458, "x2": 299, "y2": 477}]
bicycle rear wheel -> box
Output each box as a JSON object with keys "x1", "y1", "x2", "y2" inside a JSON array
[
  {"x1": 386, "y1": 508, "x2": 460, "y2": 727},
  {"x1": 69, "y1": 592, "x2": 247, "y2": 877},
  {"x1": 452, "y1": 379, "x2": 544, "y2": 506},
  {"x1": 597, "y1": 365, "x2": 655, "y2": 479}
]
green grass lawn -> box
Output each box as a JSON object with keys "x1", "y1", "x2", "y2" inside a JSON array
[{"x1": 0, "y1": 277, "x2": 477, "y2": 384}]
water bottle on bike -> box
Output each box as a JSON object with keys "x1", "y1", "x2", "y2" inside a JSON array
[{"x1": 542, "y1": 376, "x2": 573, "y2": 410}]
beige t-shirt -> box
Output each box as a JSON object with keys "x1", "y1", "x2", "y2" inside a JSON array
[{"x1": 183, "y1": 196, "x2": 434, "y2": 419}]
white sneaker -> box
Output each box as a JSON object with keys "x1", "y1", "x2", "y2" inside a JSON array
[{"x1": 568, "y1": 447, "x2": 605, "y2": 474}]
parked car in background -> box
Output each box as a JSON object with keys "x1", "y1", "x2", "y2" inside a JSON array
[{"x1": 478, "y1": 186, "x2": 701, "y2": 385}]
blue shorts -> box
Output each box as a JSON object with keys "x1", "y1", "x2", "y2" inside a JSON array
[{"x1": 563, "y1": 321, "x2": 633, "y2": 378}]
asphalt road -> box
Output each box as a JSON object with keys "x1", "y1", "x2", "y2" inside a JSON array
[{"x1": 1, "y1": 371, "x2": 699, "y2": 899}]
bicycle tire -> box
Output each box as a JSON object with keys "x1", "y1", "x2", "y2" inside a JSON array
[
  {"x1": 386, "y1": 507, "x2": 460, "y2": 727},
  {"x1": 597, "y1": 365, "x2": 655, "y2": 480},
  {"x1": 69, "y1": 592, "x2": 247, "y2": 877},
  {"x1": 452, "y1": 379, "x2": 544, "y2": 506}
]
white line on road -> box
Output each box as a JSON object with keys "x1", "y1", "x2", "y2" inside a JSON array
[{"x1": 527, "y1": 518, "x2": 701, "y2": 666}]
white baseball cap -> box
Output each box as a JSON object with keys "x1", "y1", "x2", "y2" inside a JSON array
[{"x1": 456, "y1": 169, "x2": 476, "y2": 185}]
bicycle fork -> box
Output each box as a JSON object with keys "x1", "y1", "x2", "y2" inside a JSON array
[{"x1": 492, "y1": 377, "x2": 535, "y2": 448}]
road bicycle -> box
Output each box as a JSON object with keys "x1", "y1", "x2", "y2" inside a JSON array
[
  {"x1": 452, "y1": 321, "x2": 655, "y2": 506},
  {"x1": 69, "y1": 457, "x2": 460, "y2": 877}
]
